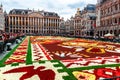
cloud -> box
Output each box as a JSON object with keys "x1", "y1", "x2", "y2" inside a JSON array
[
  {"x1": 68, "y1": 1, "x2": 86, "y2": 9},
  {"x1": 1, "y1": 0, "x2": 97, "y2": 20}
]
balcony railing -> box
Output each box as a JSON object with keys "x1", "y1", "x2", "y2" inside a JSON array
[{"x1": 101, "y1": 10, "x2": 120, "y2": 18}]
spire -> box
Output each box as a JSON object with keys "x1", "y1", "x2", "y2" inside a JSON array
[
  {"x1": 0, "y1": 3, "x2": 3, "y2": 13},
  {"x1": 77, "y1": 8, "x2": 80, "y2": 14},
  {"x1": 4, "y1": 10, "x2": 7, "y2": 14},
  {"x1": 33, "y1": 8, "x2": 34, "y2": 12},
  {"x1": 71, "y1": 16, "x2": 73, "y2": 19},
  {"x1": 75, "y1": 8, "x2": 81, "y2": 17},
  {"x1": 0, "y1": 3, "x2": 3, "y2": 7},
  {"x1": 77, "y1": 8, "x2": 80, "y2": 11}
]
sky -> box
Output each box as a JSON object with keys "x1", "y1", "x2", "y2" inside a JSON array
[{"x1": 1, "y1": 0, "x2": 97, "y2": 20}]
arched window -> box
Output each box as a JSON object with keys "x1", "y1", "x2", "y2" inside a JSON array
[
  {"x1": 110, "y1": 30, "x2": 113, "y2": 34},
  {"x1": 115, "y1": 4, "x2": 118, "y2": 11},
  {"x1": 115, "y1": 18, "x2": 117, "y2": 23},
  {"x1": 119, "y1": 18, "x2": 120, "y2": 24}
]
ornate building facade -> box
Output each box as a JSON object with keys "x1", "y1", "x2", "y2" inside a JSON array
[
  {"x1": 6, "y1": 9, "x2": 61, "y2": 35},
  {"x1": 66, "y1": 8, "x2": 82, "y2": 37},
  {"x1": 73, "y1": 8, "x2": 82, "y2": 37},
  {"x1": 96, "y1": 0, "x2": 120, "y2": 37},
  {"x1": 81, "y1": 4, "x2": 96, "y2": 37},
  {"x1": 59, "y1": 18, "x2": 66, "y2": 36},
  {"x1": 64, "y1": 19, "x2": 71, "y2": 36},
  {"x1": 66, "y1": 5, "x2": 96, "y2": 37},
  {"x1": 0, "y1": 4, "x2": 5, "y2": 33}
]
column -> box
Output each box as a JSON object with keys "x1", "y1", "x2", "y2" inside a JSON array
[
  {"x1": 19, "y1": 17, "x2": 21, "y2": 27},
  {"x1": 47, "y1": 18, "x2": 50, "y2": 34},
  {"x1": 32, "y1": 17, "x2": 35, "y2": 33},
  {"x1": 43, "y1": 18, "x2": 45, "y2": 33},
  {"x1": 118, "y1": 3, "x2": 120, "y2": 11},
  {"x1": 46, "y1": 18, "x2": 48, "y2": 34},
  {"x1": 8, "y1": 16, "x2": 10, "y2": 33},
  {"x1": 12, "y1": 16, "x2": 13, "y2": 26},
  {"x1": 20, "y1": 17, "x2": 23, "y2": 32},
  {"x1": 24, "y1": 17, "x2": 26, "y2": 26},
  {"x1": 34, "y1": 17, "x2": 36, "y2": 33},
  {"x1": 21, "y1": 17, "x2": 23, "y2": 33},
  {"x1": 12, "y1": 16, "x2": 14, "y2": 33},
  {"x1": 56, "y1": 19, "x2": 58, "y2": 34},
  {"x1": 15, "y1": 16, "x2": 16, "y2": 27},
  {"x1": 21, "y1": 17, "x2": 23, "y2": 26},
  {"x1": 18, "y1": 17, "x2": 20, "y2": 27},
  {"x1": 50, "y1": 19, "x2": 51, "y2": 34},
  {"x1": 36, "y1": 17, "x2": 38, "y2": 33},
  {"x1": 41, "y1": 18, "x2": 43, "y2": 33},
  {"x1": 26, "y1": 17, "x2": 28, "y2": 33},
  {"x1": 117, "y1": 17, "x2": 119, "y2": 24},
  {"x1": 15, "y1": 16, "x2": 19, "y2": 32},
  {"x1": 24, "y1": 17, "x2": 26, "y2": 33},
  {"x1": 30, "y1": 17, "x2": 31, "y2": 33},
  {"x1": 8, "y1": 16, "x2": 10, "y2": 26},
  {"x1": 32, "y1": 17, "x2": 33, "y2": 33},
  {"x1": 39, "y1": 18, "x2": 43, "y2": 33},
  {"x1": 37, "y1": 18, "x2": 39, "y2": 33},
  {"x1": 45, "y1": 18, "x2": 46, "y2": 34}
]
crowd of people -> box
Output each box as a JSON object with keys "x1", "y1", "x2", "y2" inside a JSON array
[{"x1": 0, "y1": 32, "x2": 25, "y2": 53}]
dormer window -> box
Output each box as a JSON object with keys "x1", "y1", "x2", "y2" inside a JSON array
[
  {"x1": 46, "y1": 13, "x2": 49, "y2": 16},
  {"x1": 21, "y1": 11, "x2": 25, "y2": 14},
  {"x1": 53, "y1": 13, "x2": 56, "y2": 16},
  {"x1": 12, "y1": 10, "x2": 16, "y2": 14},
  {"x1": 41, "y1": 12, "x2": 44, "y2": 16}
]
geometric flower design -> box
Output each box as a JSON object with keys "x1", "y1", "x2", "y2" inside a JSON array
[
  {"x1": 72, "y1": 67, "x2": 120, "y2": 80},
  {"x1": 30, "y1": 36, "x2": 120, "y2": 61},
  {"x1": 0, "y1": 60, "x2": 76, "y2": 80},
  {"x1": 3, "y1": 66, "x2": 56, "y2": 80},
  {"x1": 1, "y1": 36, "x2": 120, "y2": 80},
  {"x1": 54, "y1": 51, "x2": 82, "y2": 58},
  {"x1": 73, "y1": 71, "x2": 96, "y2": 80},
  {"x1": 5, "y1": 37, "x2": 28, "y2": 64},
  {"x1": 31, "y1": 44, "x2": 48, "y2": 61},
  {"x1": 62, "y1": 56, "x2": 120, "y2": 68},
  {"x1": 86, "y1": 47, "x2": 105, "y2": 54}
]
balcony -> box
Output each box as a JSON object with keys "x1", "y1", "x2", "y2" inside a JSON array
[{"x1": 101, "y1": 10, "x2": 120, "y2": 18}]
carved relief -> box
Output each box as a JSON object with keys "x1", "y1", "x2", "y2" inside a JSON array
[{"x1": 28, "y1": 12, "x2": 43, "y2": 17}]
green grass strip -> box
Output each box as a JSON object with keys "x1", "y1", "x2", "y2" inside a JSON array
[
  {"x1": 69, "y1": 63, "x2": 120, "y2": 71},
  {"x1": 11, "y1": 63, "x2": 19, "y2": 66},
  {"x1": 51, "y1": 60, "x2": 77, "y2": 80},
  {"x1": 26, "y1": 36, "x2": 32, "y2": 65},
  {"x1": 0, "y1": 37, "x2": 26, "y2": 66}
]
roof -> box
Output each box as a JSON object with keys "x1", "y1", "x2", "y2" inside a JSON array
[
  {"x1": 9, "y1": 9, "x2": 32, "y2": 15},
  {"x1": 84, "y1": 4, "x2": 96, "y2": 12},
  {"x1": 9, "y1": 9, "x2": 59, "y2": 17},
  {"x1": 99, "y1": 0, "x2": 108, "y2": 4},
  {"x1": 42, "y1": 11, "x2": 59, "y2": 17}
]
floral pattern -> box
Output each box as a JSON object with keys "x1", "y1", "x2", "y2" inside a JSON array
[
  {"x1": 73, "y1": 67, "x2": 120, "y2": 80},
  {"x1": 5, "y1": 37, "x2": 28, "y2": 64},
  {"x1": 0, "y1": 36, "x2": 120, "y2": 80}
]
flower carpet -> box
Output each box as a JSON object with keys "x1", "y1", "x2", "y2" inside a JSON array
[{"x1": 0, "y1": 36, "x2": 120, "y2": 80}]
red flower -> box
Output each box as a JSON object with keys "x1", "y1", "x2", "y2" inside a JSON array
[{"x1": 3, "y1": 66, "x2": 55, "y2": 80}]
